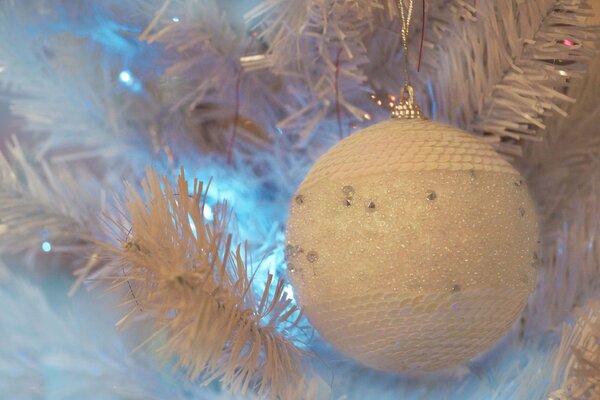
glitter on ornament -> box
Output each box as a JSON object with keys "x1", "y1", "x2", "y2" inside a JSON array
[
  {"x1": 285, "y1": 244, "x2": 300, "y2": 258},
  {"x1": 306, "y1": 251, "x2": 319, "y2": 263}
]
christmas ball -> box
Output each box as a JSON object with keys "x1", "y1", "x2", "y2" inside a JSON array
[{"x1": 285, "y1": 119, "x2": 538, "y2": 372}]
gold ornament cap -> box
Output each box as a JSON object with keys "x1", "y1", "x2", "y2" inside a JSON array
[{"x1": 391, "y1": 85, "x2": 424, "y2": 120}]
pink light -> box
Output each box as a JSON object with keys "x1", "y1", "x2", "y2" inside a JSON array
[{"x1": 562, "y1": 39, "x2": 575, "y2": 46}]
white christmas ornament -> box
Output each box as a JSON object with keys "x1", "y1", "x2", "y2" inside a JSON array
[{"x1": 286, "y1": 118, "x2": 539, "y2": 372}]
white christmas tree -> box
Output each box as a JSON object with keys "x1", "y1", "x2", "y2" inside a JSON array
[{"x1": 0, "y1": 0, "x2": 599, "y2": 398}]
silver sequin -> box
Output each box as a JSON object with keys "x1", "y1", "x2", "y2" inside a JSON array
[
  {"x1": 342, "y1": 185, "x2": 355, "y2": 197},
  {"x1": 306, "y1": 251, "x2": 319, "y2": 263}
]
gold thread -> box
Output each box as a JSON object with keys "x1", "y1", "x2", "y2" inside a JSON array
[{"x1": 392, "y1": 0, "x2": 425, "y2": 120}]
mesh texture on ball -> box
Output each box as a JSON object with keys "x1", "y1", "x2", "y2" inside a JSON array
[
  {"x1": 286, "y1": 119, "x2": 538, "y2": 372},
  {"x1": 301, "y1": 119, "x2": 515, "y2": 190}
]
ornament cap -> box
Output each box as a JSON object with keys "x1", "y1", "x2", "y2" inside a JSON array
[{"x1": 391, "y1": 85, "x2": 425, "y2": 120}]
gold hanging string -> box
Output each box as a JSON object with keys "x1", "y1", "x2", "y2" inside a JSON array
[
  {"x1": 392, "y1": 0, "x2": 424, "y2": 120},
  {"x1": 398, "y1": 0, "x2": 414, "y2": 87}
]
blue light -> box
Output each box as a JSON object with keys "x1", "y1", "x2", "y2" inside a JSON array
[
  {"x1": 119, "y1": 70, "x2": 132, "y2": 84},
  {"x1": 283, "y1": 283, "x2": 295, "y2": 301},
  {"x1": 203, "y1": 205, "x2": 214, "y2": 221},
  {"x1": 172, "y1": 17, "x2": 180, "y2": 22},
  {"x1": 427, "y1": 80, "x2": 437, "y2": 120},
  {"x1": 557, "y1": 239, "x2": 564, "y2": 256},
  {"x1": 118, "y1": 70, "x2": 143, "y2": 93},
  {"x1": 42, "y1": 241, "x2": 52, "y2": 253}
]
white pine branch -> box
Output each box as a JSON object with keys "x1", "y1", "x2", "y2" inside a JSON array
[
  {"x1": 0, "y1": 1, "x2": 163, "y2": 158},
  {"x1": 134, "y1": 0, "x2": 287, "y2": 153},
  {"x1": 470, "y1": 0, "x2": 598, "y2": 156},
  {"x1": 0, "y1": 270, "x2": 245, "y2": 399},
  {"x1": 549, "y1": 301, "x2": 600, "y2": 399},
  {"x1": 93, "y1": 168, "x2": 311, "y2": 399},
  {"x1": 0, "y1": 136, "x2": 103, "y2": 269},
  {"x1": 522, "y1": 54, "x2": 600, "y2": 335}
]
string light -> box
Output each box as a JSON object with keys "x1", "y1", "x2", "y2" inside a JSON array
[
  {"x1": 119, "y1": 70, "x2": 132, "y2": 83},
  {"x1": 118, "y1": 70, "x2": 142, "y2": 93},
  {"x1": 239, "y1": 54, "x2": 269, "y2": 69},
  {"x1": 42, "y1": 241, "x2": 52, "y2": 253},
  {"x1": 370, "y1": 93, "x2": 399, "y2": 112},
  {"x1": 203, "y1": 205, "x2": 214, "y2": 221}
]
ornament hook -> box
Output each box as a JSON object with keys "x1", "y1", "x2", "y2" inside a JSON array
[
  {"x1": 391, "y1": 1, "x2": 425, "y2": 120},
  {"x1": 392, "y1": 85, "x2": 424, "y2": 120}
]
